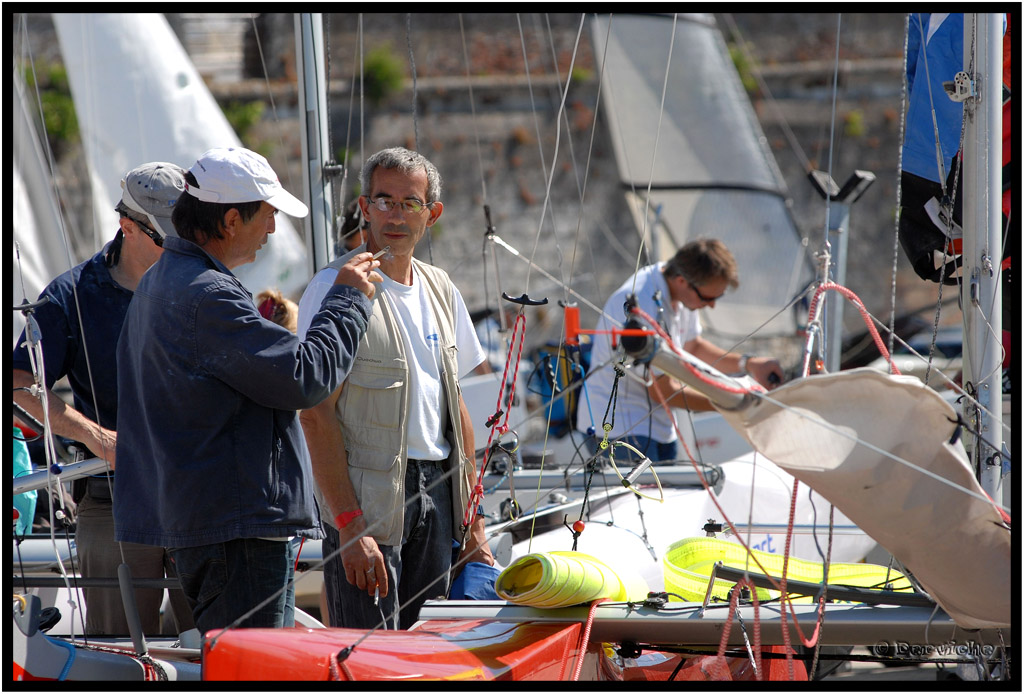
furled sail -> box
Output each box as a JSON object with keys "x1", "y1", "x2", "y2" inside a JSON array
[{"x1": 718, "y1": 368, "x2": 1011, "y2": 629}]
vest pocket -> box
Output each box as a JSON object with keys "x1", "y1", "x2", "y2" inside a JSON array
[{"x1": 339, "y1": 367, "x2": 405, "y2": 451}]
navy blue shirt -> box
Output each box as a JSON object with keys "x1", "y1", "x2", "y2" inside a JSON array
[
  {"x1": 114, "y1": 236, "x2": 371, "y2": 547},
  {"x1": 13, "y1": 242, "x2": 129, "y2": 434}
]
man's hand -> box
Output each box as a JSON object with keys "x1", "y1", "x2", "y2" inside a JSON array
[
  {"x1": 747, "y1": 357, "x2": 785, "y2": 388},
  {"x1": 339, "y1": 518, "x2": 389, "y2": 598},
  {"x1": 333, "y1": 251, "x2": 382, "y2": 300},
  {"x1": 458, "y1": 516, "x2": 494, "y2": 567},
  {"x1": 88, "y1": 426, "x2": 118, "y2": 469}
]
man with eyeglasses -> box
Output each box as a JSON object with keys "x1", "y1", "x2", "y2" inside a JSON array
[
  {"x1": 577, "y1": 238, "x2": 784, "y2": 464},
  {"x1": 12, "y1": 162, "x2": 195, "y2": 636},
  {"x1": 298, "y1": 146, "x2": 493, "y2": 630}
]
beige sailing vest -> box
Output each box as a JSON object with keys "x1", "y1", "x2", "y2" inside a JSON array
[{"x1": 330, "y1": 259, "x2": 472, "y2": 546}]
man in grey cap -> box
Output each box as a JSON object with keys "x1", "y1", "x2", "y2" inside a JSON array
[
  {"x1": 115, "y1": 147, "x2": 381, "y2": 632},
  {"x1": 13, "y1": 161, "x2": 195, "y2": 636}
]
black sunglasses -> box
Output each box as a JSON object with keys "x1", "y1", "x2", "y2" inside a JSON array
[
  {"x1": 132, "y1": 218, "x2": 164, "y2": 247},
  {"x1": 684, "y1": 276, "x2": 724, "y2": 304}
]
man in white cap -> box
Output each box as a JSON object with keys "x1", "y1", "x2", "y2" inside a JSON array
[
  {"x1": 13, "y1": 161, "x2": 195, "y2": 636},
  {"x1": 114, "y1": 147, "x2": 381, "y2": 632}
]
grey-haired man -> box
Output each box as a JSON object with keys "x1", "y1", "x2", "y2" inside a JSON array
[{"x1": 13, "y1": 162, "x2": 195, "y2": 636}]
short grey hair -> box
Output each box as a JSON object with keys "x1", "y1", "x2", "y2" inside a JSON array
[{"x1": 360, "y1": 147, "x2": 442, "y2": 203}]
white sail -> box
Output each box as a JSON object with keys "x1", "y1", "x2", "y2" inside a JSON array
[
  {"x1": 12, "y1": 73, "x2": 69, "y2": 348},
  {"x1": 51, "y1": 13, "x2": 307, "y2": 297}
]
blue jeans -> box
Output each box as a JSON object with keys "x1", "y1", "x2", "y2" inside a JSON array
[
  {"x1": 170, "y1": 538, "x2": 296, "y2": 633},
  {"x1": 585, "y1": 434, "x2": 678, "y2": 465},
  {"x1": 323, "y1": 459, "x2": 453, "y2": 630}
]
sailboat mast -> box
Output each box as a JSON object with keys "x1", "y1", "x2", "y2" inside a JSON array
[
  {"x1": 960, "y1": 13, "x2": 1003, "y2": 502},
  {"x1": 296, "y1": 13, "x2": 336, "y2": 278}
]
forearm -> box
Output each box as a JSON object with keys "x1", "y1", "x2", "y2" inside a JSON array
[
  {"x1": 649, "y1": 373, "x2": 716, "y2": 413},
  {"x1": 13, "y1": 370, "x2": 116, "y2": 462},
  {"x1": 457, "y1": 393, "x2": 493, "y2": 564},
  {"x1": 300, "y1": 399, "x2": 361, "y2": 522}
]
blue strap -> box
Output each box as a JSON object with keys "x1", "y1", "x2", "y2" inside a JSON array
[{"x1": 44, "y1": 634, "x2": 76, "y2": 680}]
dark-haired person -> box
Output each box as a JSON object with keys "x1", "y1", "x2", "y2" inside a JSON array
[
  {"x1": 13, "y1": 162, "x2": 194, "y2": 636},
  {"x1": 577, "y1": 238, "x2": 784, "y2": 463},
  {"x1": 114, "y1": 147, "x2": 381, "y2": 632}
]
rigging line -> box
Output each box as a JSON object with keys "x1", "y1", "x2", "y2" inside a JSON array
[
  {"x1": 524, "y1": 12, "x2": 552, "y2": 190},
  {"x1": 248, "y1": 14, "x2": 292, "y2": 192},
  {"x1": 526, "y1": 13, "x2": 615, "y2": 489},
  {"x1": 813, "y1": 14, "x2": 843, "y2": 367},
  {"x1": 754, "y1": 388, "x2": 1011, "y2": 515},
  {"x1": 336, "y1": 17, "x2": 362, "y2": 222},
  {"x1": 13, "y1": 23, "x2": 37, "y2": 307},
  {"x1": 628, "y1": 13, "x2": 678, "y2": 301},
  {"x1": 404, "y1": 13, "x2": 431, "y2": 265},
  {"x1": 541, "y1": 12, "x2": 590, "y2": 304},
  {"x1": 405, "y1": 13, "x2": 420, "y2": 152},
  {"x1": 860, "y1": 309, "x2": 1009, "y2": 442},
  {"x1": 563, "y1": 13, "x2": 614, "y2": 311},
  {"x1": 594, "y1": 20, "x2": 650, "y2": 270},
  {"x1": 19, "y1": 17, "x2": 119, "y2": 550},
  {"x1": 489, "y1": 234, "x2": 604, "y2": 316},
  {"x1": 915, "y1": 13, "x2": 950, "y2": 189},
  {"x1": 521, "y1": 13, "x2": 585, "y2": 294},
  {"x1": 719, "y1": 13, "x2": 812, "y2": 176},
  {"x1": 821, "y1": 13, "x2": 842, "y2": 254},
  {"x1": 461, "y1": 14, "x2": 489, "y2": 206},
  {"x1": 888, "y1": 13, "x2": 912, "y2": 363},
  {"x1": 358, "y1": 15, "x2": 365, "y2": 174}
]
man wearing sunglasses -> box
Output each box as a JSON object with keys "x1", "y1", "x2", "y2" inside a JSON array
[
  {"x1": 578, "y1": 238, "x2": 784, "y2": 464},
  {"x1": 13, "y1": 162, "x2": 195, "y2": 636},
  {"x1": 298, "y1": 147, "x2": 492, "y2": 630}
]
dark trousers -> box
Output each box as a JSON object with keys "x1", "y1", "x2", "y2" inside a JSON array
[
  {"x1": 323, "y1": 459, "x2": 453, "y2": 630},
  {"x1": 170, "y1": 538, "x2": 296, "y2": 633}
]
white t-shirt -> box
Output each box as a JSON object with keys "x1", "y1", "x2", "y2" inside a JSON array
[
  {"x1": 298, "y1": 250, "x2": 485, "y2": 460},
  {"x1": 576, "y1": 263, "x2": 701, "y2": 444}
]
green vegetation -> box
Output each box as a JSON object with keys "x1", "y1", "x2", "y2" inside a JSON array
[
  {"x1": 844, "y1": 109, "x2": 865, "y2": 137},
  {"x1": 728, "y1": 44, "x2": 758, "y2": 94},
  {"x1": 570, "y1": 66, "x2": 592, "y2": 84},
  {"x1": 22, "y1": 62, "x2": 78, "y2": 156},
  {"x1": 223, "y1": 100, "x2": 265, "y2": 139},
  {"x1": 362, "y1": 43, "x2": 405, "y2": 104}
]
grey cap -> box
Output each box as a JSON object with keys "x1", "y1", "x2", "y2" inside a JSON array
[{"x1": 120, "y1": 162, "x2": 187, "y2": 239}]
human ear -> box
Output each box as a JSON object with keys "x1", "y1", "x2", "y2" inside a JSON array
[{"x1": 425, "y1": 201, "x2": 444, "y2": 226}]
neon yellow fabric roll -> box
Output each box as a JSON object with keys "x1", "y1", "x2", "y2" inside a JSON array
[
  {"x1": 496, "y1": 551, "x2": 649, "y2": 608},
  {"x1": 663, "y1": 537, "x2": 913, "y2": 603}
]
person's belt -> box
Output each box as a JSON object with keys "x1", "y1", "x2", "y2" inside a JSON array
[
  {"x1": 85, "y1": 476, "x2": 114, "y2": 502},
  {"x1": 407, "y1": 458, "x2": 444, "y2": 468}
]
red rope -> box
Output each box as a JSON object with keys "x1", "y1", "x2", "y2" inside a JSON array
[
  {"x1": 806, "y1": 282, "x2": 900, "y2": 375},
  {"x1": 570, "y1": 598, "x2": 607, "y2": 681},
  {"x1": 630, "y1": 306, "x2": 762, "y2": 395},
  {"x1": 714, "y1": 576, "x2": 763, "y2": 680},
  {"x1": 464, "y1": 312, "x2": 528, "y2": 527}
]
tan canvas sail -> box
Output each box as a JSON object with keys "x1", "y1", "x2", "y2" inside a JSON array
[{"x1": 718, "y1": 368, "x2": 1010, "y2": 629}]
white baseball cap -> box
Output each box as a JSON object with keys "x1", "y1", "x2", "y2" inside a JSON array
[{"x1": 185, "y1": 147, "x2": 309, "y2": 218}]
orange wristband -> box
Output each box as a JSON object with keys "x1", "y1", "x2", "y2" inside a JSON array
[{"x1": 335, "y1": 509, "x2": 363, "y2": 529}]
